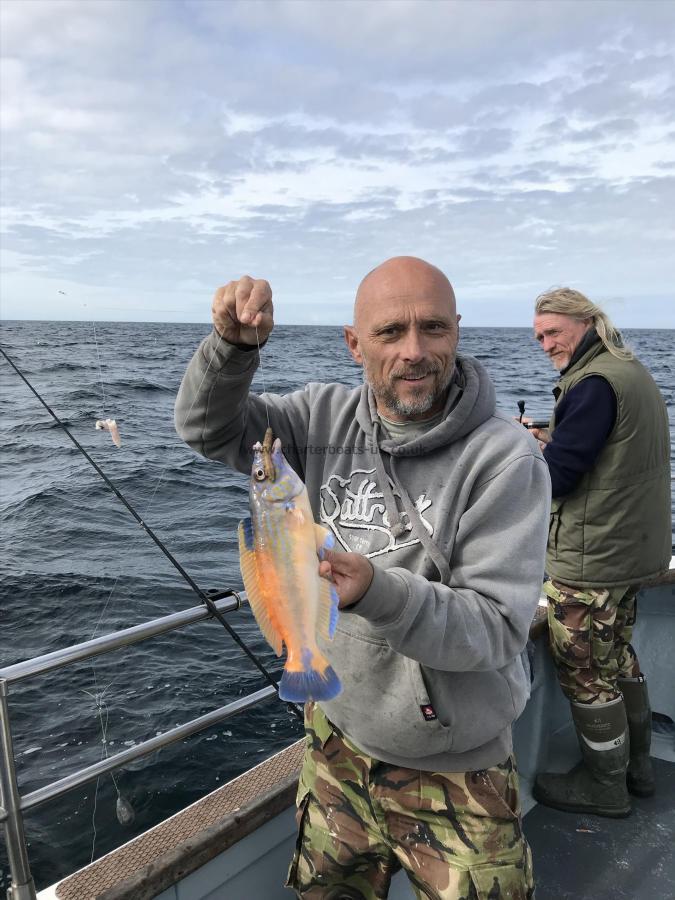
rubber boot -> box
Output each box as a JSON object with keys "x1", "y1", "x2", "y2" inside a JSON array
[
  {"x1": 533, "y1": 696, "x2": 631, "y2": 818},
  {"x1": 619, "y1": 675, "x2": 655, "y2": 797}
]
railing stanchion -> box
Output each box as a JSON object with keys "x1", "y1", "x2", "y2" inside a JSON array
[{"x1": 0, "y1": 681, "x2": 36, "y2": 900}]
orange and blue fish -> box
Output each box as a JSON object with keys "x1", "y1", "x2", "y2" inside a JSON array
[{"x1": 238, "y1": 430, "x2": 341, "y2": 702}]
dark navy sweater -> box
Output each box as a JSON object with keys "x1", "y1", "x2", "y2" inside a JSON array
[{"x1": 544, "y1": 375, "x2": 617, "y2": 498}]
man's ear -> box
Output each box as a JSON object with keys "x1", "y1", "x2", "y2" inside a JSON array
[{"x1": 344, "y1": 325, "x2": 363, "y2": 365}]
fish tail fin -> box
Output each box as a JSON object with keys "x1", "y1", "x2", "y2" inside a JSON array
[{"x1": 279, "y1": 650, "x2": 341, "y2": 702}]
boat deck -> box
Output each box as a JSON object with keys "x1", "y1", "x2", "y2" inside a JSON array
[{"x1": 525, "y1": 754, "x2": 675, "y2": 900}]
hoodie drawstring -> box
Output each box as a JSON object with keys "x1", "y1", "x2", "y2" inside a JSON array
[
  {"x1": 390, "y1": 456, "x2": 452, "y2": 584},
  {"x1": 370, "y1": 420, "x2": 451, "y2": 583},
  {"x1": 371, "y1": 420, "x2": 407, "y2": 538}
]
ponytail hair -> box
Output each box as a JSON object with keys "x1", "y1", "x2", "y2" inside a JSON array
[{"x1": 534, "y1": 287, "x2": 633, "y2": 361}]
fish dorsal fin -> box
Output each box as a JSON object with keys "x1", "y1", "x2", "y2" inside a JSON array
[
  {"x1": 317, "y1": 573, "x2": 340, "y2": 641},
  {"x1": 238, "y1": 519, "x2": 283, "y2": 657}
]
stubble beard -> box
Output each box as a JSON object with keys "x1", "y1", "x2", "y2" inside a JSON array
[
  {"x1": 366, "y1": 364, "x2": 455, "y2": 419},
  {"x1": 549, "y1": 353, "x2": 567, "y2": 371}
]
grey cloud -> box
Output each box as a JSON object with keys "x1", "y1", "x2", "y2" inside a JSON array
[
  {"x1": 471, "y1": 82, "x2": 550, "y2": 112},
  {"x1": 558, "y1": 53, "x2": 674, "y2": 121},
  {"x1": 196, "y1": 0, "x2": 675, "y2": 83},
  {"x1": 407, "y1": 93, "x2": 467, "y2": 131},
  {"x1": 538, "y1": 117, "x2": 638, "y2": 144},
  {"x1": 2, "y1": 0, "x2": 674, "y2": 327},
  {"x1": 7, "y1": 172, "x2": 673, "y2": 293},
  {"x1": 456, "y1": 127, "x2": 514, "y2": 157}
]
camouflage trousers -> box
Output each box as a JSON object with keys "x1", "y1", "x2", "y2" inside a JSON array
[
  {"x1": 544, "y1": 579, "x2": 641, "y2": 705},
  {"x1": 286, "y1": 702, "x2": 534, "y2": 899}
]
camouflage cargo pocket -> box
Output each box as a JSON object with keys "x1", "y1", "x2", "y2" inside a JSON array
[
  {"x1": 285, "y1": 790, "x2": 311, "y2": 890},
  {"x1": 468, "y1": 857, "x2": 534, "y2": 900},
  {"x1": 285, "y1": 784, "x2": 393, "y2": 898},
  {"x1": 480, "y1": 761, "x2": 521, "y2": 823},
  {"x1": 544, "y1": 578, "x2": 595, "y2": 670}
]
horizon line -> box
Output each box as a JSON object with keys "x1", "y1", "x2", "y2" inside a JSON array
[{"x1": 1, "y1": 318, "x2": 674, "y2": 331}]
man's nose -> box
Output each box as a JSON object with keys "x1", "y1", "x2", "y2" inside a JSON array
[
  {"x1": 542, "y1": 335, "x2": 555, "y2": 353},
  {"x1": 400, "y1": 329, "x2": 425, "y2": 362}
]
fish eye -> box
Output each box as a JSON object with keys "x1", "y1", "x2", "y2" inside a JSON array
[{"x1": 254, "y1": 467, "x2": 266, "y2": 481}]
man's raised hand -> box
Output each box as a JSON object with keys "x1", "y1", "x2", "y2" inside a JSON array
[{"x1": 212, "y1": 276, "x2": 274, "y2": 345}]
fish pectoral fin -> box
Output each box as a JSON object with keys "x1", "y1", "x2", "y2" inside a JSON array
[
  {"x1": 287, "y1": 507, "x2": 305, "y2": 525},
  {"x1": 317, "y1": 574, "x2": 340, "y2": 641},
  {"x1": 238, "y1": 521, "x2": 283, "y2": 656},
  {"x1": 314, "y1": 524, "x2": 335, "y2": 560}
]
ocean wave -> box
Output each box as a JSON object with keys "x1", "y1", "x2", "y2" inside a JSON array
[
  {"x1": 113, "y1": 378, "x2": 174, "y2": 394},
  {"x1": 46, "y1": 361, "x2": 89, "y2": 373}
]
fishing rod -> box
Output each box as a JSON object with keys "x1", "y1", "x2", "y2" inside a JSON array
[
  {"x1": 0, "y1": 345, "x2": 303, "y2": 722},
  {"x1": 517, "y1": 399, "x2": 549, "y2": 430}
]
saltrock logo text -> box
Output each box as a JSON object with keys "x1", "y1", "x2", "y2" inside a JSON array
[{"x1": 319, "y1": 468, "x2": 433, "y2": 557}]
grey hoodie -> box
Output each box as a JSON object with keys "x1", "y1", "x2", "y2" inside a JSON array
[{"x1": 175, "y1": 330, "x2": 551, "y2": 772}]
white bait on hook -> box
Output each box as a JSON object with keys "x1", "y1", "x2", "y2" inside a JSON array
[{"x1": 95, "y1": 418, "x2": 121, "y2": 448}]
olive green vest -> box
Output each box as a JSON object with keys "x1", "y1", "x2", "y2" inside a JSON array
[{"x1": 547, "y1": 341, "x2": 671, "y2": 588}]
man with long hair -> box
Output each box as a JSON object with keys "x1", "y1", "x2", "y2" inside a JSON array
[{"x1": 530, "y1": 288, "x2": 671, "y2": 817}]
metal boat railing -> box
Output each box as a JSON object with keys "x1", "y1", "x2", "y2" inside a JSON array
[{"x1": 0, "y1": 589, "x2": 282, "y2": 900}]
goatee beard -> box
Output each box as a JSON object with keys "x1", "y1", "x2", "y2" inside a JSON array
[{"x1": 368, "y1": 367, "x2": 455, "y2": 419}]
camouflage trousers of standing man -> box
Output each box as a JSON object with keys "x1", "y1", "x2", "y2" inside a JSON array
[
  {"x1": 286, "y1": 702, "x2": 534, "y2": 899},
  {"x1": 544, "y1": 579, "x2": 641, "y2": 704}
]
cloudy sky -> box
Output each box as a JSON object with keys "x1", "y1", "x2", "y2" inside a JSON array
[{"x1": 1, "y1": 0, "x2": 674, "y2": 326}]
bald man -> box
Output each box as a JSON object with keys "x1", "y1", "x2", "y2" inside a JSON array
[{"x1": 176, "y1": 258, "x2": 551, "y2": 899}]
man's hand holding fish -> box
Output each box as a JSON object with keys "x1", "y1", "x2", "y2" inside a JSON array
[
  {"x1": 176, "y1": 257, "x2": 551, "y2": 898},
  {"x1": 319, "y1": 550, "x2": 374, "y2": 609}
]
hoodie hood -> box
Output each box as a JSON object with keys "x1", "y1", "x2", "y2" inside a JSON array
[{"x1": 351, "y1": 354, "x2": 497, "y2": 574}]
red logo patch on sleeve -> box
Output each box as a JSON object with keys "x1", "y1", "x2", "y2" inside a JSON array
[{"x1": 420, "y1": 704, "x2": 437, "y2": 721}]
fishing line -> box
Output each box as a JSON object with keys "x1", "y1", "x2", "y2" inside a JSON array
[
  {"x1": 88, "y1": 326, "x2": 118, "y2": 638},
  {"x1": 86, "y1": 325, "x2": 135, "y2": 846},
  {"x1": 0, "y1": 345, "x2": 299, "y2": 715},
  {"x1": 255, "y1": 324, "x2": 271, "y2": 430},
  {"x1": 85, "y1": 680, "x2": 133, "y2": 861},
  {"x1": 90, "y1": 775, "x2": 101, "y2": 863},
  {"x1": 92, "y1": 322, "x2": 107, "y2": 417}
]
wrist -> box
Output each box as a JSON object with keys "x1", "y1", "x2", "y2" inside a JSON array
[{"x1": 345, "y1": 566, "x2": 407, "y2": 624}]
